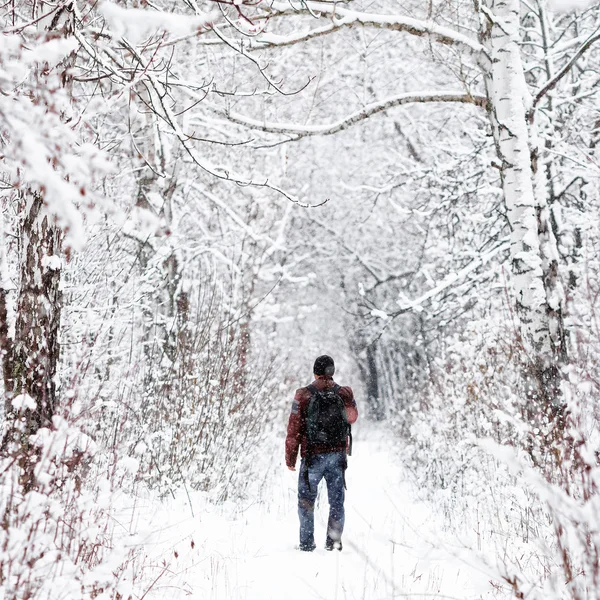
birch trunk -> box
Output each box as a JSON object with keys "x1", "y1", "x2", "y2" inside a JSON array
[{"x1": 478, "y1": 0, "x2": 567, "y2": 411}]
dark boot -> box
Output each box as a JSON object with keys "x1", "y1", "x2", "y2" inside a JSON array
[
  {"x1": 298, "y1": 542, "x2": 316, "y2": 552},
  {"x1": 325, "y1": 536, "x2": 342, "y2": 551}
]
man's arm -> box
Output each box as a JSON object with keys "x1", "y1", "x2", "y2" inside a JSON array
[
  {"x1": 339, "y1": 386, "x2": 358, "y2": 424},
  {"x1": 285, "y1": 388, "x2": 307, "y2": 470}
]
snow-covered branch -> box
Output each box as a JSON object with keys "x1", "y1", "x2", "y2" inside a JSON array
[
  {"x1": 99, "y1": 36, "x2": 319, "y2": 207},
  {"x1": 255, "y1": 1, "x2": 486, "y2": 56},
  {"x1": 392, "y1": 239, "x2": 510, "y2": 317},
  {"x1": 98, "y1": 1, "x2": 217, "y2": 44},
  {"x1": 532, "y1": 24, "x2": 600, "y2": 111},
  {"x1": 202, "y1": 92, "x2": 487, "y2": 140}
]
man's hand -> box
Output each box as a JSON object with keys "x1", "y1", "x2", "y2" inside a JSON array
[{"x1": 287, "y1": 465, "x2": 296, "y2": 472}]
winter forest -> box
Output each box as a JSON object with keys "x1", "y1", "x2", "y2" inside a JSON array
[{"x1": 1, "y1": 0, "x2": 600, "y2": 597}]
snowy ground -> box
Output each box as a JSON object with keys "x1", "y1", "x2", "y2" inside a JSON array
[{"x1": 125, "y1": 436, "x2": 497, "y2": 600}]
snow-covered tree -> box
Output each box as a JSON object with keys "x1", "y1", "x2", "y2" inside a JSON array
[{"x1": 195, "y1": 0, "x2": 600, "y2": 427}]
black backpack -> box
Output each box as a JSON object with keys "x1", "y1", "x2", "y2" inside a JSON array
[{"x1": 305, "y1": 384, "x2": 351, "y2": 453}]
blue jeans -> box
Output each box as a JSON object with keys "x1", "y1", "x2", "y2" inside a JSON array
[{"x1": 298, "y1": 451, "x2": 346, "y2": 548}]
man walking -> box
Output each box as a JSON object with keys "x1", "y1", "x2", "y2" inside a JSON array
[{"x1": 285, "y1": 355, "x2": 358, "y2": 552}]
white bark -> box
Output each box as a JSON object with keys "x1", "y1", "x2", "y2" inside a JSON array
[{"x1": 480, "y1": 0, "x2": 567, "y2": 374}]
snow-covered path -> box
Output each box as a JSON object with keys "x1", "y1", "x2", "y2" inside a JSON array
[{"x1": 132, "y1": 438, "x2": 493, "y2": 600}]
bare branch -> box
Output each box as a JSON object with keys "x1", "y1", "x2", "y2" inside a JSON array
[
  {"x1": 532, "y1": 25, "x2": 600, "y2": 111},
  {"x1": 211, "y1": 24, "x2": 314, "y2": 96},
  {"x1": 144, "y1": 69, "x2": 317, "y2": 204}
]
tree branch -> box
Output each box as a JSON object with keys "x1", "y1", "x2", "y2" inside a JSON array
[
  {"x1": 202, "y1": 91, "x2": 487, "y2": 140},
  {"x1": 391, "y1": 238, "x2": 510, "y2": 318},
  {"x1": 532, "y1": 25, "x2": 600, "y2": 111},
  {"x1": 251, "y1": 1, "x2": 486, "y2": 56},
  {"x1": 106, "y1": 36, "x2": 324, "y2": 207},
  {"x1": 211, "y1": 24, "x2": 314, "y2": 96}
]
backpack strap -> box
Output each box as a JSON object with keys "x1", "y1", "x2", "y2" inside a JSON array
[
  {"x1": 302, "y1": 384, "x2": 317, "y2": 491},
  {"x1": 304, "y1": 384, "x2": 317, "y2": 447}
]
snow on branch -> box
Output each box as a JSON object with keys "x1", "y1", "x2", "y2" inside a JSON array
[
  {"x1": 145, "y1": 72, "x2": 308, "y2": 203},
  {"x1": 0, "y1": 35, "x2": 108, "y2": 250},
  {"x1": 203, "y1": 91, "x2": 487, "y2": 140},
  {"x1": 532, "y1": 24, "x2": 600, "y2": 111},
  {"x1": 99, "y1": 1, "x2": 217, "y2": 44},
  {"x1": 393, "y1": 239, "x2": 510, "y2": 316},
  {"x1": 256, "y1": 1, "x2": 486, "y2": 56}
]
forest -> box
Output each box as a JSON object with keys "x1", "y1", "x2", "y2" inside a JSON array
[{"x1": 1, "y1": 0, "x2": 600, "y2": 598}]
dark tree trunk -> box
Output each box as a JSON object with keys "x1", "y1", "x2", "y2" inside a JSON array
[
  {"x1": 357, "y1": 342, "x2": 385, "y2": 421},
  {"x1": 0, "y1": 4, "x2": 73, "y2": 494},
  {"x1": 1, "y1": 194, "x2": 63, "y2": 479}
]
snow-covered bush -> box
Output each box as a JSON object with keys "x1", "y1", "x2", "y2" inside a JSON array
[
  {"x1": 476, "y1": 361, "x2": 600, "y2": 600},
  {"x1": 394, "y1": 218, "x2": 600, "y2": 595},
  {"x1": 60, "y1": 219, "x2": 279, "y2": 501},
  {"x1": 0, "y1": 401, "x2": 139, "y2": 599}
]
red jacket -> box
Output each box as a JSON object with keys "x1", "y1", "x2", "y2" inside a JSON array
[{"x1": 285, "y1": 377, "x2": 358, "y2": 469}]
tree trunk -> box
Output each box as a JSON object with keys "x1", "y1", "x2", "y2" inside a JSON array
[
  {"x1": 0, "y1": 1, "x2": 73, "y2": 475},
  {"x1": 1, "y1": 194, "x2": 63, "y2": 463},
  {"x1": 479, "y1": 0, "x2": 567, "y2": 417},
  {"x1": 356, "y1": 340, "x2": 384, "y2": 421}
]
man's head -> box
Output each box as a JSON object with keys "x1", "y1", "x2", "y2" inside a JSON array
[{"x1": 313, "y1": 355, "x2": 335, "y2": 379}]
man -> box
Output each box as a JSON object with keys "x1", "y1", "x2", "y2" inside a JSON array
[{"x1": 285, "y1": 355, "x2": 359, "y2": 552}]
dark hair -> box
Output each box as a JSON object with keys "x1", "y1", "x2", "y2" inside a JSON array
[{"x1": 313, "y1": 355, "x2": 335, "y2": 378}]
